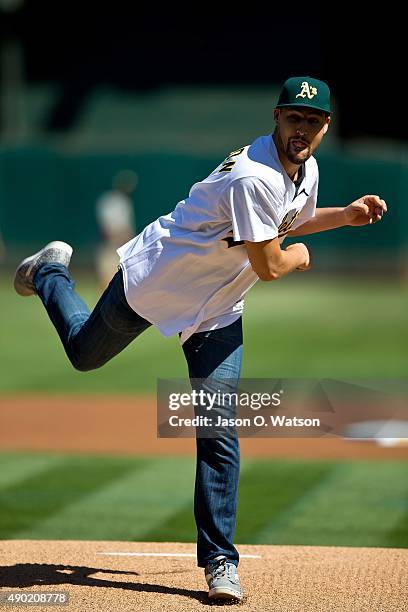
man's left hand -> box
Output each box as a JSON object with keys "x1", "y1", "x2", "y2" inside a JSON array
[{"x1": 344, "y1": 195, "x2": 388, "y2": 226}]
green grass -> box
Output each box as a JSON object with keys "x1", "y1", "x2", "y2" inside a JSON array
[
  {"x1": 0, "y1": 452, "x2": 407, "y2": 548},
  {"x1": 0, "y1": 275, "x2": 406, "y2": 392}
]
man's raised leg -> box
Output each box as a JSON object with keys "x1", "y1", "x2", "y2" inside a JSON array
[{"x1": 14, "y1": 242, "x2": 151, "y2": 371}]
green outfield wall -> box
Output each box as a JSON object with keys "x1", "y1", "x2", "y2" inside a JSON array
[{"x1": 0, "y1": 147, "x2": 406, "y2": 271}]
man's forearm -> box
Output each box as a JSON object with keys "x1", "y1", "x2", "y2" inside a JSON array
[{"x1": 288, "y1": 207, "x2": 346, "y2": 236}]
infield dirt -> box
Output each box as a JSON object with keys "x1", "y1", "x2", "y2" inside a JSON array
[{"x1": 1, "y1": 394, "x2": 407, "y2": 459}]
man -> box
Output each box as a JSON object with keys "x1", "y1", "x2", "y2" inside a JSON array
[
  {"x1": 14, "y1": 76, "x2": 387, "y2": 602},
  {"x1": 95, "y1": 169, "x2": 138, "y2": 289}
]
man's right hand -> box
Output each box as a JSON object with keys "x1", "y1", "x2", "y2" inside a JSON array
[
  {"x1": 245, "y1": 238, "x2": 311, "y2": 281},
  {"x1": 285, "y1": 242, "x2": 311, "y2": 271}
]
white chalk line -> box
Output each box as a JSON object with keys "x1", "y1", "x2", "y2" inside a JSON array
[{"x1": 97, "y1": 552, "x2": 262, "y2": 559}]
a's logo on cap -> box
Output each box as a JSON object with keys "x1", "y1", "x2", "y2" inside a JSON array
[{"x1": 295, "y1": 81, "x2": 318, "y2": 100}]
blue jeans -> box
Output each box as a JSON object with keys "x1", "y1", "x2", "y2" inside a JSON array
[{"x1": 34, "y1": 263, "x2": 242, "y2": 568}]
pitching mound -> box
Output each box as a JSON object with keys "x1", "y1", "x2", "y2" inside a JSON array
[{"x1": 0, "y1": 540, "x2": 406, "y2": 611}]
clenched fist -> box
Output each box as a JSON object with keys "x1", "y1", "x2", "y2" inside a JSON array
[{"x1": 344, "y1": 195, "x2": 387, "y2": 226}]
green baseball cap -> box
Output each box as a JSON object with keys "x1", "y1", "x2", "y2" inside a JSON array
[{"x1": 276, "y1": 76, "x2": 331, "y2": 114}]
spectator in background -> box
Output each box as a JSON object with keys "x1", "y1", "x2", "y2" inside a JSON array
[{"x1": 95, "y1": 169, "x2": 137, "y2": 288}]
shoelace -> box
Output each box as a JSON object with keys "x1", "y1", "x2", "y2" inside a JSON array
[{"x1": 211, "y1": 557, "x2": 235, "y2": 581}]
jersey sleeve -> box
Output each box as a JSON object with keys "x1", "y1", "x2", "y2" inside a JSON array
[{"x1": 223, "y1": 176, "x2": 281, "y2": 242}]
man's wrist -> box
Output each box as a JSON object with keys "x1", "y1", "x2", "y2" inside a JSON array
[{"x1": 339, "y1": 206, "x2": 349, "y2": 226}]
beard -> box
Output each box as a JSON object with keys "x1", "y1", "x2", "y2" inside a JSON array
[{"x1": 285, "y1": 139, "x2": 311, "y2": 164}]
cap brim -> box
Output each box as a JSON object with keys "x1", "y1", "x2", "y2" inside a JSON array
[{"x1": 276, "y1": 103, "x2": 331, "y2": 115}]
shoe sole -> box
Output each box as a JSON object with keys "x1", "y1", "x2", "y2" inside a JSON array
[
  {"x1": 14, "y1": 241, "x2": 73, "y2": 297},
  {"x1": 208, "y1": 586, "x2": 243, "y2": 601}
]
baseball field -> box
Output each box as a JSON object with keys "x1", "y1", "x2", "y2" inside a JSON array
[{"x1": 0, "y1": 274, "x2": 407, "y2": 610}]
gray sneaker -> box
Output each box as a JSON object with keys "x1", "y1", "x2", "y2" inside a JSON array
[
  {"x1": 205, "y1": 555, "x2": 243, "y2": 601},
  {"x1": 14, "y1": 241, "x2": 73, "y2": 296}
]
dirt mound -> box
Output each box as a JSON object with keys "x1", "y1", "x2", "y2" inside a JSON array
[{"x1": 0, "y1": 540, "x2": 406, "y2": 611}]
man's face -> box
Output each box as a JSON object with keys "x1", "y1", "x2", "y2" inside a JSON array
[{"x1": 274, "y1": 107, "x2": 330, "y2": 165}]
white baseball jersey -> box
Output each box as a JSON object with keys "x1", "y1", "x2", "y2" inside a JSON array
[{"x1": 117, "y1": 134, "x2": 319, "y2": 343}]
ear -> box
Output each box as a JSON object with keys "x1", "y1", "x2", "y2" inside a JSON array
[
  {"x1": 273, "y1": 108, "x2": 280, "y2": 122},
  {"x1": 322, "y1": 116, "x2": 331, "y2": 134}
]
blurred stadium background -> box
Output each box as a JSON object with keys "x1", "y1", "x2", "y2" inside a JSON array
[{"x1": 0, "y1": 3, "x2": 406, "y2": 549}]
